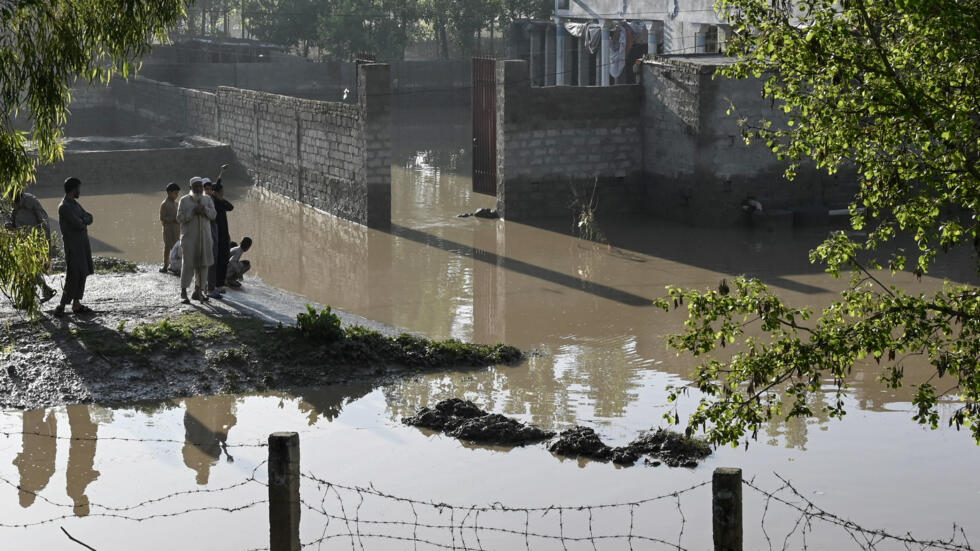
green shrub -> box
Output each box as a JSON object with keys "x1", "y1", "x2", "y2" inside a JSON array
[{"x1": 296, "y1": 305, "x2": 344, "y2": 344}]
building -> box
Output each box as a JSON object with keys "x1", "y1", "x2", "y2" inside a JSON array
[{"x1": 510, "y1": 0, "x2": 730, "y2": 86}]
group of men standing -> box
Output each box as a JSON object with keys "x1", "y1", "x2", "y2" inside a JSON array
[
  {"x1": 4, "y1": 164, "x2": 253, "y2": 315},
  {"x1": 160, "y1": 166, "x2": 251, "y2": 304}
]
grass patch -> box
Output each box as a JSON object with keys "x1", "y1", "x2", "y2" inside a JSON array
[
  {"x1": 69, "y1": 313, "x2": 265, "y2": 358},
  {"x1": 287, "y1": 306, "x2": 523, "y2": 368}
]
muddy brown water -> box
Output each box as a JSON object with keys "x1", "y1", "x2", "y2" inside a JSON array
[{"x1": 3, "y1": 107, "x2": 979, "y2": 549}]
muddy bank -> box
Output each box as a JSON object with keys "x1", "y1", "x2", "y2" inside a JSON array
[
  {"x1": 0, "y1": 267, "x2": 519, "y2": 410},
  {"x1": 403, "y1": 400, "x2": 712, "y2": 467}
]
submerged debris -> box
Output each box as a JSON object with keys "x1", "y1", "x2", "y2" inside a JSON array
[
  {"x1": 402, "y1": 398, "x2": 554, "y2": 446},
  {"x1": 405, "y1": 401, "x2": 712, "y2": 467},
  {"x1": 549, "y1": 426, "x2": 711, "y2": 467},
  {"x1": 457, "y1": 208, "x2": 499, "y2": 219}
]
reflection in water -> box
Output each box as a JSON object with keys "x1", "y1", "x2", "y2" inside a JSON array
[
  {"x1": 294, "y1": 383, "x2": 375, "y2": 425},
  {"x1": 182, "y1": 396, "x2": 238, "y2": 485},
  {"x1": 66, "y1": 405, "x2": 100, "y2": 516},
  {"x1": 13, "y1": 410, "x2": 57, "y2": 508}
]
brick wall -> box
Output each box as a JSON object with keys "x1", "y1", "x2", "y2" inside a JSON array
[
  {"x1": 494, "y1": 60, "x2": 645, "y2": 221},
  {"x1": 103, "y1": 67, "x2": 391, "y2": 228},
  {"x1": 642, "y1": 56, "x2": 856, "y2": 225}
]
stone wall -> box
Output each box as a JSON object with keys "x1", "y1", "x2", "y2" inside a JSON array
[
  {"x1": 641, "y1": 55, "x2": 856, "y2": 225},
  {"x1": 104, "y1": 66, "x2": 391, "y2": 228},
  {"x1": 495, "y1": 60, "x2": 644, "y2": 221}
]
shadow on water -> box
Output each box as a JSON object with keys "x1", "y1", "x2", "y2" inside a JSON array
[{"x1": 387, "y1": 223, "x2": 653, "y2": 306}]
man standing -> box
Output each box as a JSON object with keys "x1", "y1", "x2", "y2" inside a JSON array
[
  {"x1": 177, "y1": 177, "x2": 216, "y2": 303},
  {"x1": 55, "y1": 177, "x2": 94, "y2": 316},
  {"x1": 159, "y1": 182, "x2": 180, "y2": 273},
  {"x1": 6, "y1": 190, "x2": 57, "y2": 303},
  {"x1": 209, "y1": 178, "x2": 233, "y2": 298}
]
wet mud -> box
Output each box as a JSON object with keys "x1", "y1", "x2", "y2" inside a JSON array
[
  {"x1": 549, "y1": 426, "x2": 712, "y2": 467},
  {"x1": 404, "y1": 400, "x2": 712, "y2": 467},
  {"x1": 402, "y1": 398, "x2": 555, "y2": 446},
  {"x1": 0, "y1": 268, "x2": 512, "y2": 410}
]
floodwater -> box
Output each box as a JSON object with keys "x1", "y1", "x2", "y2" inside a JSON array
[{"x1": 3, "y1": 106, "x2": 980, "y2": 549}]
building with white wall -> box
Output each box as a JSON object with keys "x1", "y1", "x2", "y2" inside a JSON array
[{"x1": 510, "y1": 0, "x2": 730, "y2": 86}]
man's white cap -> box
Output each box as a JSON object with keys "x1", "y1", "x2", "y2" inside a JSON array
[
  {"x1": 202, "y1": 177, "x2": 213, "y2": 185},
  {"x1": 189, "y1": 176, "x2": 203, "y2": 185}
]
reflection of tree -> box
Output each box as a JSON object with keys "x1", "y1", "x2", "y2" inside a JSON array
[
  {"x1": 66, "y1": 405, "x2": 100, "y2": 517},
  {"x1": 13, "y1": 410, "x2": 57, "y2": 508},
  {"x1": 294, "y1": 383, "x2": 375, "y2": 426},
  {"x1": 182, "y1": 396, "x2": 238, "y2": 485}
]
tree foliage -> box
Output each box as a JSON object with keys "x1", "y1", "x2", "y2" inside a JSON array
[
  {"x1": 0, "y1": 0, "x2": 186, "y2": 317},
  {"x1": 657, "y1": 0, "x2": 980, "y2": 446},
  {"x1": 241, "y1": 0, "x2": 550, "y2": 60}
]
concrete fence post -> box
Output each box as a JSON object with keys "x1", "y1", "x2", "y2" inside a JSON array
[
  {"x1": 269, "y1": 432, "x2": 301, "y2": 551},
  {"x1": 712, "y1": 467, "x2": 742, "y2": 551}
]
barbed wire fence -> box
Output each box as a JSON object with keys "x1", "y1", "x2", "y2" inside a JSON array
[
  {"x1": 0, "y1": 430, "x2": 974, "y2": 550},
  {"x1": 743, "y1": 474, "x2": 974, "y2": 551}
]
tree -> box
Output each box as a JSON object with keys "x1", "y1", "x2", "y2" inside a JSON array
[
  {"x1": 245, "y1": 0, "x2": 323, "y2": 56},
  {"x1": 1, "y1": 0, "x2": 186, "y2": 315},
  {"x1": 658, "y1": 0, "x2": 980, "y2": 445}
]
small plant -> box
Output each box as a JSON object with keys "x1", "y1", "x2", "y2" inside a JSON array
[
  {"x1": 116, "y1": 319, "x2": 128, "y2": 332},
  {"x1": 296, "y1": 305, "x2": 344, "y2": 344},
  {"x1": 571, "y1": 178, "x2": 606, "y2": 243}
]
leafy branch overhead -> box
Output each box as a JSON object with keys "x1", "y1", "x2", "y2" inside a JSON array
[
  {"x1": 660, "y1": 0, "x2": 980, "y2": 445},
  {"x1": 0, "y1": 0, "x2": 186, "y2": 317}
]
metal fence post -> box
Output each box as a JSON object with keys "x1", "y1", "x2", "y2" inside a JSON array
[
  {"x1": 712, "y1": 467, "x2": 742, "y2": 551},
  {"x1": 269, "y1": 432, "x2": 301, "y2": 551}
]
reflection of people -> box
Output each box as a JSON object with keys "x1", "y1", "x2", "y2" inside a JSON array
[
  {"x1": 176, "y1": 177, "x2": 216, "y2": 303},
  {"x1": 225, "y1": 237, "x2": 252, "y2": 287},
  {"x1": 159, "y1": 182, "x2": 180, "y2": 273},
  {"x1": 66, "y1": 405, "x2": 100, "y2": 517},
  {"x1": 7, "y1": 191, "x2": 57, "y2": 303},
  {"x1": 13, "y1": 409, "x2": 58, "y2": 508},
  {"x1": 56, "y1": 177, "x2": 95, "y2": 316},
  {"x1": 182, "y1": 396, "x2": 238, "y2": 485}
]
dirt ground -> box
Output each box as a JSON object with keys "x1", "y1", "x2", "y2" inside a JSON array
[{"x1": 0, "y1": 265, "x2": 448, "y2": 410}]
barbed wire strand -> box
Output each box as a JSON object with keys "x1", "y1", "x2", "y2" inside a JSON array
[
  {"x1": 743, "y1": 474, "x2": 974, "y2": 551},
  {"x1": 0, "y1": 460, "x2": 267, "y2": 525},
  {"x1": 0, "y1": 429, "x2": 269, "y2": 448}
]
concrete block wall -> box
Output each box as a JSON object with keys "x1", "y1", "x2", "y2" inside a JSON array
[
  {"x1": 642, "y1": 56, "x2": 856, "y2": 225},
  {"x1": 495, "y1": 60, "x2": 644, "y2": 221},
  {"x1": 103, "y1": 70, "x2": 391, "y2": 228}
]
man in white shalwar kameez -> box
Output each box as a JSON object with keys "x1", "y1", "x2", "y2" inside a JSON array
[{"x1": 176, "y1": 177, "x2": 217, "y2": 303}]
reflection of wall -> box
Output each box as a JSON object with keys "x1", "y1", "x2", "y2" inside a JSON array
[{"x1": 233, "y1": 188, "x2": 394, "y2": 316}]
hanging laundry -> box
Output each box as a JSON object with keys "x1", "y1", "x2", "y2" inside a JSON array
[{"x1": 585, "y1": 23, "x2": 602, "y2": 54}]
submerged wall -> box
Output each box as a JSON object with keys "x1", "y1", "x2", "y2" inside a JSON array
[
  {"x1": 641, "y1": 55, "x2": 856, "y2": 225},
  {"x1": 105, "y1": 65, "x2": 391, "y2": 229},
  {"x1": 495, "y1": 60, "x2": 644, "y2": 221}
]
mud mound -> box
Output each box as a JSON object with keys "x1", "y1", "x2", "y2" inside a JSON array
[
  {"x1": 620, "y1": 428, "x2": 712, "y2": 468},
  {"x1": 402, "y1": 399, "x2": 554, "y2": 446},
  {"x1": 549, "y1": 426, "x2": 711, "y2": 467}
]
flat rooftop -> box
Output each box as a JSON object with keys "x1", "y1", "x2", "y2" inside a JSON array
[{"x1": 644, "y1": 54, "x2": 736, "y2": 66}]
